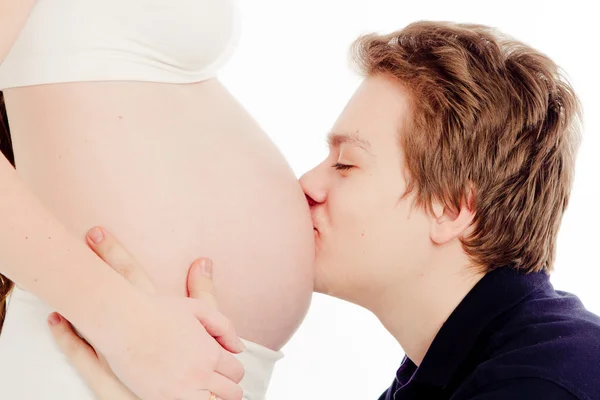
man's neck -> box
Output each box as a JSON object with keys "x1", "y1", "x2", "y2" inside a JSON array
[{"x1": 370, "y1": 253, "x2": 485, "y2": 366}]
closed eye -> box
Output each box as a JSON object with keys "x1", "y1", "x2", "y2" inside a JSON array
[{"x1": 332, "y1": 163, "x2": 354, "y2": 171}]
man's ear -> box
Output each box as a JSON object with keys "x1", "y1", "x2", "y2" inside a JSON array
[{"x1": 430, "y1": 191, "x2": 475, "y2": 245}]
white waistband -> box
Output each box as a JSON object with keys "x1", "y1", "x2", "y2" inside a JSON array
[{"x1": 236, "y1": 339, "x2": 284, "y2": 400}]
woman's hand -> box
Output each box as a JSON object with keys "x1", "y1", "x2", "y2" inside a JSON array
[{"x1": 47, "y1": 227, "x2": 244, "y2": 400}]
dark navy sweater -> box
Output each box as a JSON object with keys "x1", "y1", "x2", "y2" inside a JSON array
[{"x1": 379, "y1": 267, "x2": 600, "y2": 400}]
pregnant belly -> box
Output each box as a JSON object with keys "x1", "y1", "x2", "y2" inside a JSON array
[{"x1": 3, "y1": 79, "x2": 315, "y2": 350}]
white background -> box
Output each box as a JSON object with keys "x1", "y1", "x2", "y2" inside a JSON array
[{"x1": 220, "y1": 1, "x2": 600, "y2": 399}]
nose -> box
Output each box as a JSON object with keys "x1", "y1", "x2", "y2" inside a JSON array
[{"x1": 299, "y1": 166, "x2": 327, "y2": 207}]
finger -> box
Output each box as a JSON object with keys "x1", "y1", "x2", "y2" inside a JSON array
[
  {"x1": 191, "y1": 301, "x2": 245, "y2": 353},
  {"x1": 187, "y1": 258, "x2": 218, "y2": 309},
  {"x1": 48, "y1": 313, "x2": 140, "y2": 399},
  {"x1": 206, "y1": 372, "x2": 244, "y2": 400},
  {"x1": 48, "y1": 312, "x2": 99, "y2": 365},
  {"x1": 48, "y1": 312, "x2": 113, "y2": 383},
  {"x1": 215, "y1": 350, "x2": 245, "y2": 384},
  {"x1": 196, "y1": 391, "x2": 221, "y2": 400},
  {"x1": 86, "y1": 226, "x2": 155, "y2": 293}
]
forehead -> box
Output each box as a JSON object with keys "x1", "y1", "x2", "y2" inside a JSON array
[{"x1": 330, "y1": 75, "x2": 412, "y2": 153}]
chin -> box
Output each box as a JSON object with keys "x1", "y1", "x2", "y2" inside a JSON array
[
  {"x1": 312, "y1": 261, "x2": 351, "y2": 301},
  {"x1": 312, "y1": 257, "x2": 332, "y2": 295}
]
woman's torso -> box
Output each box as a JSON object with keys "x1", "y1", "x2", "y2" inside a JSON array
[{"x1": 0, "y1": 0, "x2": 314, "y2": 351}]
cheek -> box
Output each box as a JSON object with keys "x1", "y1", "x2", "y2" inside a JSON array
[
  {"x1": 329, "y1": 180, "x2": 382, "y2": 225},
  {"x1": 330, "y1": 201, "x2": 375, "y2": 241},
  {"x1": 327, "y1": 174, "x2": 409, "y2": 248},
  {"x1": 370, "y1": 208, "x2": 432, "y2": 266},
  {"x1": 352, "y1": 201, "x2": 420, "y2": 252},
  {"x1": 328, "y1": 205, "x2": 388, "y2": 263}
]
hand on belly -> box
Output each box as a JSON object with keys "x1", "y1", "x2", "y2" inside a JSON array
[{"x1": 50, "y1": 226, "x2": 245, "y2": 400}]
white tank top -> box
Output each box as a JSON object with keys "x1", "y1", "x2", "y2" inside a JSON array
[{"x1": 0, "y1": 0, "x2": 241, "y2": 89}]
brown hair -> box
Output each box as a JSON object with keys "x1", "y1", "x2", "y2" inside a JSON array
[
  {"x1": 0, "y1": 91, "x2": 15, "y2": 333},
  {"x1": 351, "y1": 21, "x2": 582, "y2": 274}
]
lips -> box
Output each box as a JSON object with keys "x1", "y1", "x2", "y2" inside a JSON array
[{"x1": 311, "y1": 213, "x2": 322, "y2": 237}]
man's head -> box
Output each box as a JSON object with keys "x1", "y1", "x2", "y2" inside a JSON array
[{"x1": 300, "y1": 21, "x2": 582, "y2": 303}]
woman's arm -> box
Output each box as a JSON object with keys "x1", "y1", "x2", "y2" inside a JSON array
[
  {"x1": 0, "y1": 0, "x2": 135, "y2": 333},
  {"x1": 0, "y1": 153, "x2": 245, "y2": 399},
  {"x1": 0, "y1": 0, "x2": 134, "y2": 327},
  {"x1": 0, "y1": 154, "x2": 144, "y2": 340}
]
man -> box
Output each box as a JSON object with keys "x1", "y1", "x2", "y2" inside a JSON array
[{"x1": 48, "y1": 21, "x2": 600, "y2": 400}]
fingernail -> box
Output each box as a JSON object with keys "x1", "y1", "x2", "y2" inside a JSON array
[
  {"x1": 48, "y1": 312, "x2": 61, "y2": 326},
  {"x1": 238, "y1": 339, "x2": 246, "y2": 352},
  {"x1": 88, "y1": 227, "x2": 104, "y2": 244},
  {"x1": 199, "y1": 259, "x2": 213, "y2": 278}
]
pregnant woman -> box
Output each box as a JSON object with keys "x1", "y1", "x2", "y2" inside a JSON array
[{"x1": 0, "y1": 1, "x2": 314, "y2": 399}]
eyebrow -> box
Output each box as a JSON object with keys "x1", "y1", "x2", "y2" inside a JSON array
[{"x1": 326, "y1": 131, "x2": 375, "y2": 156}]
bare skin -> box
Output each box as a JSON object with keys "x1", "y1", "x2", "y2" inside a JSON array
[
  {"x1": 50, "y1": 75, "x2": 487, "y2": 399},
  {"x1": 48, "y1": 226, "x2": 243, "y2": 400},
  {"x1": 5, "y1": 79, "x2": 314, "y2": 349},
  {"x1": 0, "y1": 1, "x2": 313, "y2": 399}
]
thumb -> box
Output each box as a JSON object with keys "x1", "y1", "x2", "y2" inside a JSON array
[{"x1": 187, "y1": 258, "x2": 219, "y2": 310}]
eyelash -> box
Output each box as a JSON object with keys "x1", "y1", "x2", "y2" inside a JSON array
[{"x1": 332, "y1": 163, "x2": 354, "y2": 171}]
